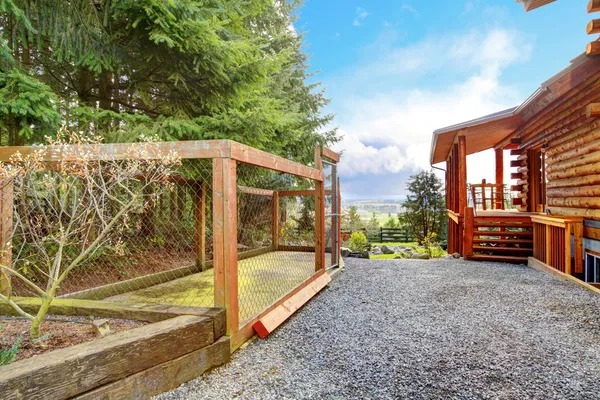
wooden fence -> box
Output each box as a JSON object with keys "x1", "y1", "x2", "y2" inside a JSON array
[{"x1": 344, "y1": 227, "x2": 415, "y2": 243}]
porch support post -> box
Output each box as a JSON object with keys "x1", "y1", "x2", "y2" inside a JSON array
[
  {"x1": 495, "y1": 148, "x2": 504, "y2": 210},
  {"x1": 458, "y1": 135, "x2": 467, "y2": 256}
]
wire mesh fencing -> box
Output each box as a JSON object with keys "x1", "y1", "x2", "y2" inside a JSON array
[{"x1": 0, "y1": 141, "x2": 341, "y2": 333}]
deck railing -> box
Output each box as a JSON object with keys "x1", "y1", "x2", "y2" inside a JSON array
[{"x1": 531, "y1": 216, "x2": 583, "y2": 275}]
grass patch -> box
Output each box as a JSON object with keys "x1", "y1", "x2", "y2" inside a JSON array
[
  {"x1": 370, "y1": 254, "x2": 401, "y2": 260},
  {"x1": 370, "y1": 242, "x2": 418, "y2": 247}
]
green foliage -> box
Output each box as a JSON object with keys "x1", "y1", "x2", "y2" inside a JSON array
[
  {"x1": 0, "y1": 336, "x2": 21, "y2": 366},
  {"x1": 348, "y1": 232, "x2": 368, "y2": 252},
  {"x1": 0, "y1": 0, "x2": 336, "y2": 160},
  {"x1": 383, "y1": 216, "x2": 400, "y2": 228},
  {"x1": 421, "y1": 232, "x2": 440, "y2": 257},
  {"x1": 366, "y1": 212, "x2": 380, "y2": 238},
  {"x1": 400, "y1": 170, "x2": 447, "y2": 244},
  {"x1": 344, "y1": 206, "x2": 364, "y2": 232}
]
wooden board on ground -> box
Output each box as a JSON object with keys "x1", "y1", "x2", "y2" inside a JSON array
[{"x1": 253, "y1": 273, "x2": 332, "y2": 339}]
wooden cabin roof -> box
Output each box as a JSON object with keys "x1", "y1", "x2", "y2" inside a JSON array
[
  {"x1": 516, "y1": 0, "x2": 557, "y2": 12},
  {"x1": 430, "y1": 54, "x2": 600, "y2": 165}
]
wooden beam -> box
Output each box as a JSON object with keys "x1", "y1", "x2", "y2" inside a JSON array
[
  {"x1": 0, "y1": 181, "x2": 12, "y2": 297},
  {"x1": 586, "y1": 103, "x2": 600, "y2": 118},
  {"x1": 587, "y1": 41, "x2": 600, "y2": 56},
  {"x1": 520, "y1": 0, "x2": 556, "y2": 12},
  {"x1": 321, "y1": 147, "x2": 340, "y2": 163},
  {"x1": 463, "y1": 207, "x2": 474, "y2": 259},
  {"x1": 588, "y1": 19, "x2": 600, "y2": 34},
  {"x1": 253, "y1": 273, "x2": 332, "y2": 339},
  {"x1": 212, "y1": 158, "x2": 238, "y2": 335},
  {"x1": 589, "y1": 0, "x2": 600, "y2": 13},
  {"x1": 0, "y1": 140, "x2": 233, "y2": 162},
  {"x1": 272, "y1": 192, "x2": 279, "y2": 250},
  {"x1": 314, "y1": 147, "x2": 325, "y2": 272},
  {"x1": 277, "y1": 190, "x2": 315, "y2": 197},
  {"x1": 585, "y1": 225, "x2": 600, "y2": 240},
  {"x1": 195, "y1": 183, "x2": 207, "y2": 271},
  {"x1": 510, "y1": 137, "x2": 522, "y2": 144},
  {"x1": 237, "y1": 186, "x2": 274, "y2": 197},
  {"x1": 230, "y1": 141, "x2": 323, "y2": 181}
]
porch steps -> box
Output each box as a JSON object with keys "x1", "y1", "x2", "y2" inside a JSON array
[
  {"x1": 473, "y1": 238, "x2": 533, "y2": 245},
  {"x1": 469, "y1": 254, "x2": 529, "y2": 264},
  {"x1": 474, "y1": 230, "x2": 533, "y2": 237},
  {"x1": 473, "y1": 246, "x2": 532, "y2": 253}
]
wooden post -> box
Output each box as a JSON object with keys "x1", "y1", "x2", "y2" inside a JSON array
[
  {"x1": 495, "y1": 148, "x2": 504, "y2": 209},
  {"x1": 314, "y1": 147, "x2": 325, "y2": 272},
  {"x1": 331, "y1": 164, "x2": 338, "y2": 267},
  {"x1": 0, "y1": 181, "x2": 13, "y2": 297},
  {"x1": 574, "y1": 221, "x2": 584, "y2": 274},
  {"x1": 337, "y1": 177, "x2": 342, "y2": 255},
  {"x1": 458, "y1": 135, "x2": 467, "y2": 214},
  {"x1": 565, "y1": 223, "x2": 572, "y2": 276},
  {"x1": 463, "y1": 207, "x2": 474, "y2": 259},
  {"x1": 212, "y1": 158, "x2": 238, "y2": 335},
  {"x1": 195, "y1": 183, "x2": 207, "y2": 270},
  {"x1": 545, "y1": 224, "x2": 552, "y2": 267},
  {"x1": 272, "y1": 192, "x2": 279, "y2": 250}
]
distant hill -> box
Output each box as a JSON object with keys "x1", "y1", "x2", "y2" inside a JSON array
[{"x1": 343, "y1": 199, "x2": 406, "y2": 222}]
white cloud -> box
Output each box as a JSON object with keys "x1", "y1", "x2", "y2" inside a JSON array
[
  {"x1": 330, "y1": 28, "x2": 532, "y2": 185},
  {"x1": 401, "y1": 4, "x2": 419, "y2": 15},
  {"x1": 353, "y1": 7, "x2": 369, "y2": 26}
]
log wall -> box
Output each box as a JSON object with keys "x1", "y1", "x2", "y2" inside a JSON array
[{"x1": 513, "y1": 68, "x2": 600, "y2": 221}]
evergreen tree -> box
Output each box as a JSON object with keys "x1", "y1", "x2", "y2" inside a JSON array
[
  {"x1": 383, "y1": 216, "x2": 399, "y2": 229},
  {"x1": 0, "y1": 0, "x2": 336, "y2": 162},
  {"x1": 399, "y1": 170, "x2": 446, "y2": 243},
  {"x1": 366, "y1": 212, "x2": 380, "y2": 238},
  {"x1": 344, "y1": 206, "x2": 364, "y2": 233}
]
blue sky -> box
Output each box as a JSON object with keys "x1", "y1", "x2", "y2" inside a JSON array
[{"x1": 294, "y1": 0, "x2": 591, "y2": 199}]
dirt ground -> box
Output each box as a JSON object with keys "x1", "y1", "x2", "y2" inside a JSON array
[{"x1": 0, "y1": 314, "x2": 146, "y2": 363}]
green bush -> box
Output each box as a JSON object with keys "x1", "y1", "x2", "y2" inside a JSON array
[{"x1": 349, "y1": 232, "x2": 368, "y2": 252}]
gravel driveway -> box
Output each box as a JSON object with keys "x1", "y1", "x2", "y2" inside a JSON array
[{"x1": 156, "y1": 258, "x2": 600, "y2": 399}]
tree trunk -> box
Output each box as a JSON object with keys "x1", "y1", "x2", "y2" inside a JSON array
[{"x1": 29, "y1": 285, "x2": 57, "y2": 340}]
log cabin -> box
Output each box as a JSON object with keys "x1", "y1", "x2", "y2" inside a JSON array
[{"x1": 430, "y1": 0, "x2": 600, "y2": 286}]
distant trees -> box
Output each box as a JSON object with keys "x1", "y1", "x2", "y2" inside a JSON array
[
  {"x1": 400, "y1": 170, "x2": 446, "y2": 244},
  {"x1": 383, "y1": 216, "x2": 400, "y2": 228},
  {"x1": 366, "y1": 212, "x2": 380, "y2": 238},
  {"x1": 344, "y1": 206, "x2": 364, "y2": 232}
]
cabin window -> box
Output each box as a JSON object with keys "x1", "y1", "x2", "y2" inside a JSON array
[
  {"x1": 585, "y1": 252, "x2": 600, "y2": 283},
  {"x1": 528, "y1": 149, "x2": 546, "y2": 213}
]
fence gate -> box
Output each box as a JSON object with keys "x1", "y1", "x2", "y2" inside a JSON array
[{"x1": 319, "y1": 148, "x2": 341, "y2": 269}]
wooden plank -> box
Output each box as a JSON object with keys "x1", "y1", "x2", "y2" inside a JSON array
[
  {"x1": 589, "y1": 0, "x2": 600, "y2": 13},
  {"x1": 0, "y1": 181, "x2": 13, "y2": 297},
  {"x1": 229, "y1": 270, "x2": 326, "y2": 352},
  {"x1": 212, "y1": 158, "x2": 239, "y2": 335},
  {"x1": 531, "y1": 215, "x2": 583, "y2": 228},
  {"x1": 470, "y1": 254, "x2": 528, "y2": 263},
  {"x1": 277, "y1": 190, "x2": 315, "y2": 197},
  {"x1": 253, "y1": 273, "x2": 332, "y2": 339},
  {"x1": 0, "y1": 316, "x2": 214, "y2": 400},
  {"x1": 314, "y1": 146, "x2": 325, "y2": 272},
  {"x1": 528, "y1": 257, "x2": 600, "y2": 296},
  {"x1": 565, "y1": 223, "x2": 572, "y2": 275},
  {"x1": 230, "y1": 141, "x2": 323, "y2": 181},
  {"x1": 74, "y1": 337, "x2": 230, "y2": 400},
  {"x1": 272, "y1": 192, "x2": 279, "y2": 249},
  {"x1": 321, "y1": 147, "x2": 340, "y2": 163},
  {"x1": 238, "y1": 186, "x2": 274, "y2": 197},
  {"x1": 0, "y1": 140, "x2": 233, "y2": 162},
  {"x1": 195, "y1": 183, "x2": 207, "y2": 271}
]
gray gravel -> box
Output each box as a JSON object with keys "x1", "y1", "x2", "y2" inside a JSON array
[{"x1": 156, "y1": 258, "x2": 600, "y2": 400}]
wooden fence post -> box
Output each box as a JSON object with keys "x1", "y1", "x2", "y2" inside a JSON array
[
  {"x1": 565, "y1": 222, "x2": 572, "y2": 276},
  {"x1": 463, "y1": 207, "x2": 474, "y2": 259},
  {"x1": 212, "y1": 158, "x2": 239, "y2": 335},
  {"x1": 314, "y1": 147, "x2": 325, "y2": 272},
  {"x1": 272, "y1": 192, "x2": 279, "y2": 250},
  {"x1": 0, "y1": 181, "x2": 13, "y2": 297},
  {"x1": 574, "y1": 221, "x2": 583, "y2": 274},
  {"x1": 195, "y1": 183, "x2": 207, "y2": 271}
]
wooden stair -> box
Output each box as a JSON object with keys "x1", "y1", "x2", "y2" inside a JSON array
[{"x1": 467, "y1": 214, "x2": 534, "y2": 264}]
